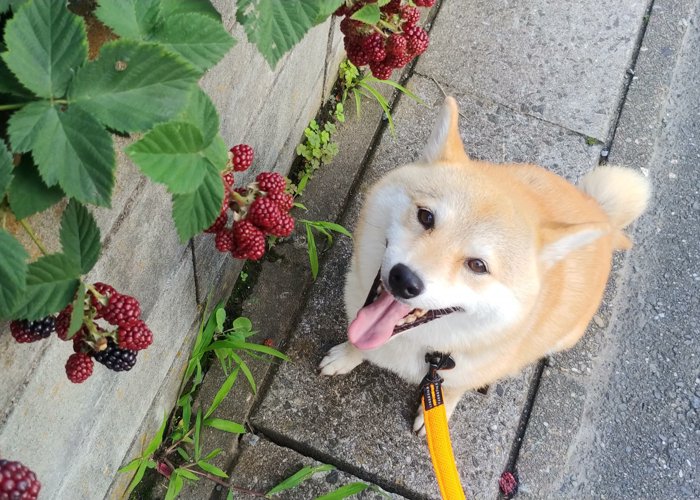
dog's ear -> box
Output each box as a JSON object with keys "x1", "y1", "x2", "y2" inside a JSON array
[
  {"x1": 539, "y1": 221, "x2": 609, "y2": 267},
  {"x1": 422, "y1": 96, "x2": 469, "y2": 163}
]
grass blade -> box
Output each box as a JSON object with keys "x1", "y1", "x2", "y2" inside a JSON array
[
  {"x1": 266, "y1": 464, "x2": 336, "y2": 497},
  {"x1": 205, "y1": 367, "x2": 240, "y2": 418}
]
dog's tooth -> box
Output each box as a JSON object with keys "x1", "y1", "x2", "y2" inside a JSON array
[
  {"x1": 404, "y1": 314, "x2": 417, "y2": 323},
  {"x1": 396, "y1": 318, "x2": 406, "y2": 326},
  {"x1": 415, "y1": 309, "x2": 427, "y2": 317}
]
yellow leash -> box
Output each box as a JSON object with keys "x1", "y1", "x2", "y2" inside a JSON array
[{"x1": 421, "y1": 353, "x2": 467, "y2": 500}]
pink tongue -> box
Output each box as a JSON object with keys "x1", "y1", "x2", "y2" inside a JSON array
[{"x1": 348, "y1": 291, "x2": 412, "y2": 350}]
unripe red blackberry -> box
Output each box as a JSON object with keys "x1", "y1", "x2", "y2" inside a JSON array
[
  {"x1": 404, "y1": 25, "x2": 429, "y2": 56},
  {"x1": 118, "y1": 319, "x2": 153, "y2": 351},
  {"x1": 91, "y1": 282, "x2": 116, "y2": 317},
  {"x1": 215, "y1": 229, "x2": 235, "y2": 252},
  {"x1": 204, "y1": 210, "x2": 228, "y2": 234},
  {"x1": 399, "y1": 5, "x2": 420, "y2": 27},
  {"x1": 10, "y1": 317, "x2": 55, "y2": 343},
  {"x1": 414, "y1": 0, "x2": 436, "y2": 6},
  {"x1": 229, "y1": 144, "x2": 254, "y2": 172},
  {"x1": 56, "y1": 305, "x2": 73, "y2": 340},
  {"x1": 222, "y1": 170, "x2": 235, "y2": 188},
  {"x1": 256, "y1": 172, "x2": 287, "y2": 194},
  {"x1": 232, "y1": 220, "x2": 266, "y2": 261},
  {"x1": 381, "y1": 0, "x2": 402, "y2": 14},
  {"x1": 346, "y1": 39, "x2": 371, "y2": 67},
  {"x1": 102, "y1": 293, "x2": 141, "y2": 327},
  {"x1": 66, "y1": 352, "x2": 94, "y2": 383},
  {"x1": 369, "y1": 60, "x2": 394, "y2": 80},
  {"x1": 266, "y1": 191, "x2": 294, "y2": 212},
  {"x1": 94, "y1": 339, "x2": 137, "y2": 372},
  {"x1": 386, "y1": 33, "x2": 408, "y2": 57},
  {"x1": 268, "y1": 213, "x2": 295, "y2": 238},
  {"x1": 0, "y1": 459, "x2": 41, "y2": 499},
  {"x1": 248, "y1": 197, "x2": 284, "y2": 231},
  {"x1": 385, "y1": 52, "x2": 412, "y2": 69},
  {"x1": 362, "y1": 33, "x2": 387, "y2": 63}
]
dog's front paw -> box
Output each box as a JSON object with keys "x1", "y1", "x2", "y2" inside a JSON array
[
  {"x1": 413, "y1": 406, "x2": 426, "y2": 437},
  {"x1": 319, "y1": 342, "x2": 363, "y2": 376}
]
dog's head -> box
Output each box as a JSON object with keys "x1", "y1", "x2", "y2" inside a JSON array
[{"x1": 348, "y1": 97, "x2": 607, "y2": 351}]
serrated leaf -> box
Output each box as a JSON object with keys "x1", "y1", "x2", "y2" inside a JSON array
[
  {"x1": 351, "y1": 4, "x2": 381, "y2": 25},
  {"x1": 236, "y1": 0, "x2": 341, "y2": 68},
  {"x1": 67, "y1": 282, "x2": 85, "y2": 339},
  {"x1": 7, "y1": 156, "x2": 64, "y2": 219},
  {"x1": 177, "y1": 88, "x2": 219, "y2": 146},
  {"x1": 60, "y1": 200, "x2": 101, "y2": 274},
  {"x1": 160, "y1": 0, "x2": 220, "y2": 19},
  {"x1": 203, "y1": 135, "x2": 229, "y2": 172},
  {"x1": 315, "y1": 483, "x2": 376, "y2": 500},
  {"x1": 203, "y1": 418, "x2": 245, "y2": 434},
  {"x1": 266, "y1": 465, "x2": 336, "y2": 497},
  {"x1": 7, "y1": 101, "x2": 52, "y2": 153},
  {"x1": 70, "y1": 40, "x2": 200, "y2": 133},
  {"x1": 0, "y1": 0, "x2": 9, "y2": 13},
  {"x1": 126, "y1": 121, "x2": 210, "y2": 194},
  {"x1": 0, "y1": 230, "x2": 28, "y2": 319},
  {"x1": 171, "y1": 161, "x2": 224, "y2": 242},
  {"x1": 94, "y1": 0, "x2": 160, "y2": 40},
  {"x1": 2, "y1": 0, "x2": 87, "y2": 98},
  {"x1": 153, "y1": 13, "x2": 235, "y2": 73},
  {"x1": 0, "y1": 58, "x2": 32, "y2": 96},
  {"x1": 11, "y1": 253, "x2": 80, "y2": 320},
  {"x1": 28, "y1": 104, "x2": 115, "y2": 206},
  {"x1": 0, "y1": 141, "x2": 12, "y2": 197},
  {"x1": 197, "y1": 461, "x2": 228, "y2": 478}
]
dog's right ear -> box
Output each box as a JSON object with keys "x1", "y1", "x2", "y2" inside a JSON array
[{"x1": 421, "y1": 96, "x2": 469, "y2": 163}]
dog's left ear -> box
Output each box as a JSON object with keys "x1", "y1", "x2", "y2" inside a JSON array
[
  {"x1": 421, "y1": 96, "x2": 469, "y2": 163},
  {"x1": 539, "y1": 221, "x2": 609, "y2": 267}
]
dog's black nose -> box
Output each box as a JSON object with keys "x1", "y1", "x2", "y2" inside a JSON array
[{"x1": 389, "y1": 264, "x2": 424, "y2": 299}]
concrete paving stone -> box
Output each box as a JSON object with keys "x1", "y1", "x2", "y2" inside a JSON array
[
  {"x1": 0, "y1": 252, "x2": 196, "y2": 499},
  {"x1": 516, "y1": 0, "x2": 700, "y2": 496},
  {"x1": 416, "y1": 0, "x2": 650, "y2": 140},
  {"x1": 250, "y1": 68, "x2": 606, "y2": 499},
  {"x1": 227, "y1": 436, "x2": 405, "y2": 499}
]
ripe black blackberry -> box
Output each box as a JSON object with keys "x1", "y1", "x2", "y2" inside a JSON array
[
  {"x1": 94, "y1": 339, "x2": 137, "y2": 372},
  {"x1": 0, "y1": 459, "x2": 41, "y2": 499},
  {"x1": 9, "y1": 317, "x2": 55, "y2": 343}
]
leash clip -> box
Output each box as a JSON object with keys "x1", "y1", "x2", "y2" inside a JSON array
[{"x1": 420, "y1": 352, "x2": 455, "y2": 410}]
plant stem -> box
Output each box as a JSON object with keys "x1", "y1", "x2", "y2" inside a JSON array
[
  {"x1": 164, "y1": 427, "x2": 195, "y2": 456},
  {"x1": 19, "y1": 219, "x2": 48, "y2": 255},
  {"x1": 0, "y1": 103, "x2": 25, "y2": 111},
  {"x1": 187, "y1": 467, "x2": 267, "y2": 497}
]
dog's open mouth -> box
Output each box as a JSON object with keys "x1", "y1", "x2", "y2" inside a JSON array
[{"x1": 348, "y1": 272, "x2": 462, "y2": 350}]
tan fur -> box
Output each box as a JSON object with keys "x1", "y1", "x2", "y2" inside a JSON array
[{"x1": 320, "y1": 97, "x2": 651, "y2": 433}]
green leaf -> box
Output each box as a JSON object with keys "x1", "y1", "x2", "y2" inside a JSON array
[
  {"x1": 358, "y1": 81, "x2": 394, "y2": 134},
  {"x1": 227, "y1": 490, "x2": 234, "y2": 500},
  {"x1": 11, "y1": 253, "x2": 80, "y2": 320},
  {"x1": 203, "y1": 418, "x2": 245, "y2": 434},
  {"x1": 160, "y1": 0, "x2": 221, "y2": 19},
  {"x1": 215, "y1": 307, "x2": 226, "y2": 332},
  {"x1": 117, "y1": 458, "x2": 142, "y2": 474},
  {"x1": 204, "y1": 448, "x2": 223, "y2": 461},
  {"x1": 60, "y1": 200, "x2": 101, "y2": 274},
  {"x1": 0, "y1": 230, "x2": 28, "y2": 320},
  {"x1": 0, "y1": 141, "x2": 12, "y2": 198},
  {"x1": 230, "y1": 352, "x2": 256, "y2": 394},
  {"x1": 176, "y1": 447, "x2": 190, "y2": 461},
  {"x1": 70, "y1": 40, "x2": 200, "y2": 133},
  {"x1": 194, "y1": 410, "x2": 203, "y2": 460},
  {"x1": 171, "y1": 161, "x2": 224, "y2": 242},
  {"x1": 165, "y1": 471, "x2": 184, "y2": 500},
  {"x1": 236, "y1": 0, "x2": 341, "y2": 68},
  {"x1": 6, "y1": 156, "x2": 64, "y2": 219},
  {"x1": 12, "y1": 102, "x2": 115, "y2": 206},
  {"x1": 205, "y1": 367, "x2": 239, "y2": 419},
  {"x1": 126, "y1": 459, "x2": 149, "y2": 496},
  {"x1": 197, "y1": 460, "x2": 228, "y2": 478},
  {"x1": 315, "y1": 482, "x2": 373, "y2": 500},
  {"x1": 126, "y1": 121, "x2": 211, "y2": 194},
  {"x1": 0, "y1": 58, "x2": 32, "y2": 96},
  {"x1": 203, "y1": 135, "x2": 229, "y2": 172},
  {"x1": 94, "y1": 0, "x2": 161, "y2": 40},
  {"x1": 204, "y1": 340, "x2": 289, "y2": 360},
  {"x1": 305, "y1": 223, "x2": 319, "y2": 280},
  {"x1": 266, "y1": 465, "x2": 336, "y2": 497},
  {"x1": 0, "y1": 0, "x2": 9, "y2": 13},
  {"x1": 2, "y1": 0, "x2": 87, "y2": 98},
  {"x1": 153, "y1": 13, "x2": 236, "y2": 73},
  {"x1": 67, "y1": 282, "x2": 85, "y2": 339},
  {"x1": 232, "y1": 317, "x2": 252, "y2": 332},
  {"x1": 350, "y1": 4, "x2": 381, "y2": 25},
  {"x1": 177, "y1": 88, "x2": 219, "y2": 145},
  {"x1": 177, "y1": 468, "x2": 199, "y2": 481},
  {"x1": 365, "y1": 76, "x2": 424, "y2": 104},
  {"x1": 144, "y1": 412, "x2": 169, "y2": 457}
]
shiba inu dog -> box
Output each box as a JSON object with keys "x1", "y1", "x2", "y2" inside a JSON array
[{"x1": 320, "y1": 97, "x2": 650, "y2": 434}]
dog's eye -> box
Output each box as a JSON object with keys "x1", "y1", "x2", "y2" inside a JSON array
[
  {"x1": 417, "y1": 208, "x2": 434, "y2": 229},
  {"x1": 466, "y1": 258, "x2": 488, "y2": 274}
]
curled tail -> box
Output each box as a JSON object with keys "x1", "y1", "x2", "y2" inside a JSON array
[{"x1": 578, "y1": 166, "x2": 651, "y2": 249}]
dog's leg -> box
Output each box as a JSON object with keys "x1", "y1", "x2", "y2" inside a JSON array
[
  {"x1": 412, "y1": 385, "x2": 468, "y2": 436},
  {"x1": 319, "y1": 342, "x2": 365, "y2": 376}
]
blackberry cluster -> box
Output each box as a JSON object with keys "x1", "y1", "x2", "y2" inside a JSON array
[
  {"x1": 6, "y1": 281, "x2": 153, "y2": 384},
  {"x1": 336, "y1": 0, "x2": 433, "y2": 80},
  {"x1": 0, "y1": 459, "x2": 41, "y2": 500},
  {"x1": 204, "y1": 144, "x2": 295, "y2": 261}
]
